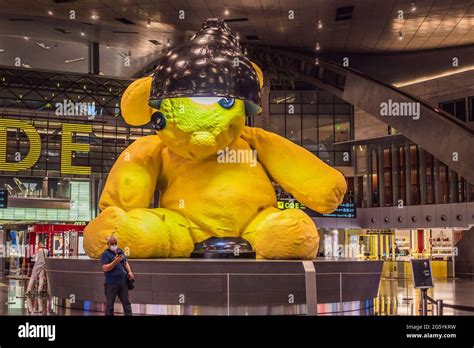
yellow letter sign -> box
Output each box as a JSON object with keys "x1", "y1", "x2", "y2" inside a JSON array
[
  {"x1": 61, "y1": 123, "x2": 92, "y2": 175},
  {"x1": 0, "y1": 119, "x2": 41, "y2": 171}
]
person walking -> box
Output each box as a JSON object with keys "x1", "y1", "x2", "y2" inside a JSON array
[
  {"x1": 25, "y1": 241, "x2": 49, "y2": 296},
  {"x1": 101, "y1": 236, "x2": 134, "y2": 316}
]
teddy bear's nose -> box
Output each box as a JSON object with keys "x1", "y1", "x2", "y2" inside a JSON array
[{"x1": 189, "y1": 131, "x2": 217, "y2": 154}]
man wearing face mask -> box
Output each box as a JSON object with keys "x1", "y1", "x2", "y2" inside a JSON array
[{"x1": 100, "y1": 236, "x2": 134, "y2": 316}]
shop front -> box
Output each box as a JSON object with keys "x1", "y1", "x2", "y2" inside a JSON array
[
  {"x1": 352, "y1": 228, "x2": 456, "y2": 278},
  {"x1": 0, "y1": 222, "x2": 85, "y2": 277},
  {"x1": 388, "y1": 228, "x2": 456, "y2": 279}
]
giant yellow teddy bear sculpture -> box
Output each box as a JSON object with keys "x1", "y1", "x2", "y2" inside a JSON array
[{"x1": 84, "y1": 19, "x2": 347, "y2": 260}]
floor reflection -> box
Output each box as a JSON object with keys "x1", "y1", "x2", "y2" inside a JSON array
[
  {"x1": 0, "y1": 277, "x2": 101, "y2": 316},
  {"x1": 1, "y1": 276, "x2": 473, "y2": 316},
  {"x1": 374, "y1": 278, "x2": 474, "y2": 316}
]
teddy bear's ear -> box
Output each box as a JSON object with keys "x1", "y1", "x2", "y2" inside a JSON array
[
  {"x1": 120, "y1": 76, "x2": 157, "y2": 126},
  {"x1": 251, "y1": 62, "x2": 264, "y2": 90}
]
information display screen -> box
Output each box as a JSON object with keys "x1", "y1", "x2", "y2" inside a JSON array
[
  {"x1": 275, "y1": 183, "x2": 356, "y2": 219},
  {"x1": 314, "y1": 202, "x2": 356, "y2": 218}
]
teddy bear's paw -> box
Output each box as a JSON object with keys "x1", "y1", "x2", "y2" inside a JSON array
[
  {"x1": 84, "y1": 207, "x2": 176, "y2": 258},
  {"x1": 253, "y1": 208, "x2": 319, "y2": 260}
]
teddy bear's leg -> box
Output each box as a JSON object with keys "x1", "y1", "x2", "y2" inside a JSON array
[
  {"x1": 242, "y1": 207, "x2": 319, "y2": 260},
  {"x1": 84, "y1": 206, "x2": 196, "y2": 258}
]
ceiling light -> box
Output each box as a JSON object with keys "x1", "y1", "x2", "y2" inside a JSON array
[
  {"x1": 224, "y1": 7, "x2": 229, "y2": 16},
  {"x1": 91, "y1": 14, "x2": 99, "y2": 20},
  {"x1": 318, "y1": 20, "x2": 323, "y2": 29},
  {"x1": 65, "y1": 57, "x2": 85, "y2": 63},
  {"x1": 315, "y1": 57, "x2": 319, "y2": 65},
  {"x1": 315, "y1": 42, "x2": 320, "y2": 51},
  {"x1": 48, "y1": 10, "x2": 53, "y2": 16},
  {"x1": 24, "y1": 34, "x2": 29, "y2": 40},
  {"x1": 393, "y1": 66, "x2": 474, "y2": 87},
  {"x1": 106, "y1": 41, "x2": 110, "y2": 49},
  {"x1": 147, "y1": 18, "x2": 151, "y2": 28},
  {"x1": 398, "y1": 31, "x2": 403, "y2": 40},
  {"x1": 80, "y1": 31, "x2": 85, "y2": 37},
  {"x1": 411, "y1": 2, "x2": 416, "y2": 12},
  {"x1": 0, "y1": 49, "x2": 4, "y2": 53},
  {"x1": 36, "y1": 42, "x2": 51, "y2": 50}
]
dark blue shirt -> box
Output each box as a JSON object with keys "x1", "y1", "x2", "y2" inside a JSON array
[{"x1": 100, "y1": 248, "x2": 127, "y2": 285}]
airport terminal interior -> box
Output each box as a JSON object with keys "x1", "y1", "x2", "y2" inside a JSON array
[{"x1": 0, "y1": 0, "x2": 473, "y2": 317}]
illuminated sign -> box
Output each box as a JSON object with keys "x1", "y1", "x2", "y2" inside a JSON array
[
  {"x1": 0, "y1": 190, "x2": 8, "y2": 208},
  {"x1": 277, "y1": 199, "x2": 306, "y2": 210},
  {"x1": 61, "y1": 123, "x2": 92, "y2": 175},
  {"x1": 315, "y1": 202, "x2": 356, "y2": 218},
  {"x1": 0, "y1": 119, "x2": 41, "y2": 171},
  {"x1": 0, "y1": 118, "x2": 92, "y2": 175},
  {"x1": 365, "y1": 229, "x2": 393, "y2": 235},
  {"x1": 278, "y1": 200, "x2": 356, "y2": 218},
  {"x1": 275, "y1": 181, "x2": 356, "y2": 218}
]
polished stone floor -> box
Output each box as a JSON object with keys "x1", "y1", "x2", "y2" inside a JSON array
[
  {"x1": 1, "y1": 276, "x2": 473, "y2": 316},
  {"x1": 366, "y1": 278, "x2": 474, "y2": 316}
]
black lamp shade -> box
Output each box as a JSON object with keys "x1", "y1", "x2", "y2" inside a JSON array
[{"x1": 149, "y1": 18, "x2": 262, "y2": 115}]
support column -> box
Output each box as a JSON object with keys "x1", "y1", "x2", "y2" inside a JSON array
[
  {"x1": 391, "y1": 144, "x2": 398, "y2": 206},
  {"x1": 419, "y1": 148, "x2": 426, "y2": 205},
  {"x1": 466, "y1": 181, "x2": 473, "y2": 202},
  {"x1": 353, "y1": 145, "x2": 359, "y2": 206},
  {"x1": 254, "y1": 85, "x2": 270, "y2": 130},
  {"x1": 404, "y1": 144, "x2": 411, "y2": 206},
  {"x1": 95, "y1": 179, "x2": 105, "y2": 216},
  {"x1": 90, "y1": 179, "x2": 97, "y2": 219},
  {"x1": 89, "y1": 42, "x2": 100, "y2": 75},
  {"x1": 449, "y1": 169, "x2": 458, "y2": 203},
  {"x1": 41, "y1": 177, "x2": 48, "y2": 198},
  {"x1": 377, "y1": 145, "x2": 384, "y2": 207},
  {"x1": 434, "y1": 159, "x2": 441, "y2": 204},
  {"x1": 366, "y1": 146, "x2": 372, "y2": 207}
]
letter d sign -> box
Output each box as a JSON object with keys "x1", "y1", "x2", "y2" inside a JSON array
[{"x1": 0, "y1": 119, "x2": 41, "y2": 171}]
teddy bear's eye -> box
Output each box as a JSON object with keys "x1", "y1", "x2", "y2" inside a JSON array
[
  {"x1": 217, "y1": 98, "x2": 235, "y2": 109},
  {"x1": 151, "y1": 111, "x2": 166, "y2": 131}
]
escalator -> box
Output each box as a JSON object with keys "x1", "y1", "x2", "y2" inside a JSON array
[{"x1": 270, "y1": 49, "x2": 474, "y2": 184}]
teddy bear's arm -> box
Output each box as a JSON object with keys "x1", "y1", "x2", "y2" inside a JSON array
[
  {"x1": 99, "y1": 134, "x2": 163, "y2": 212},
  {"x1": 241, "y1": 126, "x2": 347, "y2": 214}
]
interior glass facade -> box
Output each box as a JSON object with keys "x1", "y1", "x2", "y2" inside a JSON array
[
  {"x1": 439, "y1": 95, "x2": 474, "y2": 123},
  {"x1": 269, "y1": 90, "x2": 354, "y2": 166},
  {"x1": 356, "y1": 142, "x2": 473, "y2": 208},
  {"x1": 0, "y1": 67, "x2": 153, "y2": 179}
]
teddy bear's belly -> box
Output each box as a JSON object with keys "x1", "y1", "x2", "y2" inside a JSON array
[{"x1": 159, "y1": 158, "x2": 277, "y2": 237}]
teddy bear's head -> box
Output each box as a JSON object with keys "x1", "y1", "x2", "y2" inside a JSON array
[
  {"x1": 155, "y1": 96, "x2": 246, "y2": 159},
  {"x1": 120, "y1": 65, "x2": 262, "y2": 160},
  {"x1": 120, "y1": 18, "x2": 263, "y2": 160}
]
